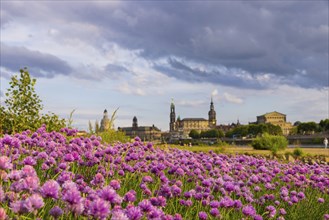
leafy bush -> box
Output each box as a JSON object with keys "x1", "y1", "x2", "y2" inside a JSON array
[
  {"x1": 293, "y1": 148, "x2": 304, "y2": 157},
  {"x1": 251, "y1": 133, "x2": 288, "y2": 154}
]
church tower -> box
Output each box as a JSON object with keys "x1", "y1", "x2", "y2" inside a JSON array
[
  {"x1": 169, "y1": 99, "x2": 176, "y2": 132},
  {"x1": 208, "y1": 97, "x2": 217, "y2": 128},
  {"x1": 132, "y1": 116, "x2": 138, "y2": 129},
  {"x1": 100, "y1": 109, "x2": 110, "y2": 131}
]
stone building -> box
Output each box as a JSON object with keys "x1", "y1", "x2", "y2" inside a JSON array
[
  {"x1": 170, "y1": 98, "x2": 217, "y2": 136},
  {"x1": 256, "y1": 111, "x2": 293, "y2": 135},
  {"x1": 100, "y1": 109, "x2": 110, "y2": 132},
  {"x1": 118, "y1": 116, "x2": 161, "y2": 141}
]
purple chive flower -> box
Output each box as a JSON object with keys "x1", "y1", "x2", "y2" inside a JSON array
[
  {"x1": 297, "y1": 192, "x2": 305, "y2": 199},
  {"x1": 91, "y1": 173, "x2": 105, "y2": 187},
  {"x1": 219, "y1": 196, "x2": 234, "y2": 208},
  {"x1": 318, "y1": 198, "x2": 325, "y2": 203},
  {"x1": 27, "y1": 194, "x2": 44, "y2": 210},
  {"x1": 242, "y1": 205, "x2": 256, "y2": 217},
  {"x1": 89, "y1": 198, "x2": 110, "y2": 219},
  {"x1": 279, "y1": 208, "x2": 287, "y2": 215},
  {"x1": 10, "y1": 199, "x2": 33, "y2": 213},
  {"x1": 266, "y1": 205, "x2": 276, "y2": 218},
  {"x1": 126, "y1": 206, "x2": 143, "y2": 220},
  {"x1": 111, "y1": 210, "x2": 129, "y2": 220},
  {"x1": 148, "y1": 207, "x2": 164, "y2": 219},
  {"x1": 23, "y1": 156, "x2": 37, "y2": 166},
  {"x1": 210, "y1": 200, "x2": 220, "y2": 208},
  {"x1": 40, "y1": 180, "x2": 60, "y2": 199},
  {"x1": 124, "y1": 190, "x2": 136, "y2": 203},
  {"x1": 98, "y1": 186, "x2": 122, "y2": 204},
  {"x1": 142, "y1": 176, "x2": 153, "y2": 183},
  {"x1": 25, "y1": 175, "x2": 40, "y2": 190},
  {"x1": 210, "y1": 208, "x2": 220, "y2": 217},
  {"x1": 254, "y1": 214, "x2": 263, "y2": 220},
  {"x1": 62, "y1": 188, "x2": 82, "y2": 205},
  {"x1": 198, "y1": 211, "x2": 208, "y2": 220},
  {"x1": 118, "y1": 170, "x2": 125, "y2": 176},
  {"x1": 22, "y1": 165, "x2": 37, "y2": 177},
  {"x1": 224, "y1": 181, "x2": 235, "y2": 192},
  {"x1": 171, "y1": 185, "x2": 182, "y2": 196},
  {"x1": 64, "y1": 153, "x2": 75, "y2": 162},
  {"x1": 0, "y1": 156, "x2": 13, "y2": 170},
  {"x1": 49, "y1": 206, "x2": 63, "y2": 219},
  {"x1": 173, "y1": 214, "x2": 183, "y2": 220},
  {"x1": 110, "y1": 180, "x2": 121, "y2": 190},
  {"x1": 185, "y1": 199, "x2": 193, "y2": 207},
  {"x1": 139, "y1": 199, "x2": 153, "y2": 212},
  {"x1": 58, "y1": 163, "x2": 67, "y2": 170},
  {"x1": 324, "y1": 214, "x2": 329, "y2": 220},
  {"x1": 234, "y1": 200, "x2": 243, "y2": 209},
  {"x1": 291, "y1": 196, "x2": 299, "y2": 203}
]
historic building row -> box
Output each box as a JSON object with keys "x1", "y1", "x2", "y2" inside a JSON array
[{"x1": 98, "y1": 100, "x2": 294, "y2": 141}]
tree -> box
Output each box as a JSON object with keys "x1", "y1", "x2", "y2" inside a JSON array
[
  {"x1": 189, "y1": 129, "x2": 200, "y2": 139},
  {"x1": 2, "y1": 68, "x2": 43, "y2": 133},
  {"x1": 297, "y1": 122, "x2": 318, "y2": 134},
  {"x1": 1, "y1": 68, "x2": 66, "y2": 134},
  {"x1": 319, "y1": 119, "x2": 329, "y2": 132},
  {"x1": 200, "y1": 129, "x2": 224, "y2": 138}
]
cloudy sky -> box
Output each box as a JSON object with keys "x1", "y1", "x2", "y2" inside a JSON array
[{"x1": 1, "y1": 1, "x2": 328, "y2": 131}]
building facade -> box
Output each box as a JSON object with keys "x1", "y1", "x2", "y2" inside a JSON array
[
  {"x1": 256, "y1": 111, "x2": 293, "y2": 135},
  {"x1": 169, "y1": 98, "x2": 217, "y2": 136},
  {"x1": 118, "y1": 116, "x2": 161, "y2": 141}
]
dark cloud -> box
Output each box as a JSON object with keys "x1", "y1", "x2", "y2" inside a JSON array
[
  {"x1": 154, "y1": 58, "x2": 269, "y2": 90},
  {"x1": 0, "y1": 44, "x2": 72, "y2": 78},
  {"x1": 1, "y1": 1, "x2": 328, "y2": 88}
]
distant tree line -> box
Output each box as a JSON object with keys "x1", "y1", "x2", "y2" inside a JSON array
[
  {"x1": 225, "y1": 123, "x2": 283, "y2": 138},
  {"x1": 293, "y1": 119, "x2": 329, "y2": 135},
  {"x1": 189, "y1": 129, "x2": 224, "y2": 139}
]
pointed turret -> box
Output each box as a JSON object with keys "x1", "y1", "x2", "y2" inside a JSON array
[
  {"x1": 170, "y1": 99, "x2": 176, "y2": 132},
  {"x1": 132, "y1": 116, "x2": 138, "y2": 128},
  {"x1": 208, "y1": 97, "x2": 217, "y2": 128}
]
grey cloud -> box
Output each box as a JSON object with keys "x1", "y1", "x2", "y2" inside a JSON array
[
  {"x1": 2, "y1": 1, "x2": 328, "y2": 88},
  {"x1": 155, "y1": 58, "x2": 269, "y2": 90},
  {"x1": 0, "y1": 44, "x2": 72, "y2": 78}
]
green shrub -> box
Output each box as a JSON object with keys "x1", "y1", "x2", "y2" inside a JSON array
[
  {"x1": 293, "y1": 148, "x2": 304, "y2": 157},
  {"x1": 251, "y1": 133, "x2": 288, "y2": 154}
]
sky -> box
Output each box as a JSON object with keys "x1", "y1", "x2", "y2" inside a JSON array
[{"x1": 0, "y1": 1, "x2": 328, "y2": 131}]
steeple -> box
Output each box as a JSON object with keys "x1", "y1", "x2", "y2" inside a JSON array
[
  {"x1": 208, "y1": 97, "x2": 217, "y2": 128},
  {"x1": 170, "y1": 98, "x2": 176, "y2": 132}
]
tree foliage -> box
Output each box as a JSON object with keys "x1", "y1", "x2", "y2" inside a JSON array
[
  {"x1": 189, "y1": 129, "x2": 200, "y2": 139},
  {"x1": 189, "y1": 129, "x2": 224, "y2": 139},
  {"x1": 297, "y1": 122, "x2": 319, "y2": 134},
  {"x1": 1, "y1": 68, "x2": 65, "y2": 134},
  {"x1": 319, "y1": 119, "x2": 329, "y2": 132},
  {"x1": 225, "y1": 123, "x2": 282, "y2": 138},
  {"x1": 200, "y1": 129, "x2": 224, "y2": 138}
]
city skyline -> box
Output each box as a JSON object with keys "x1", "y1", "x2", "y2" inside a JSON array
[{"x1": 1, "y1": 1, "x2": 328, "y2": 131}]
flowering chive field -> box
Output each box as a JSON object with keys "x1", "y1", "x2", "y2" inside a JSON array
[{"x1": 0, "y1": 126, "x2": 329, "y2": 220}]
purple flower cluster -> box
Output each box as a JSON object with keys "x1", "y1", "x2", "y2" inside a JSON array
[{"x1": 0, "y1": 127, "x2": 328, "y2": 219}]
